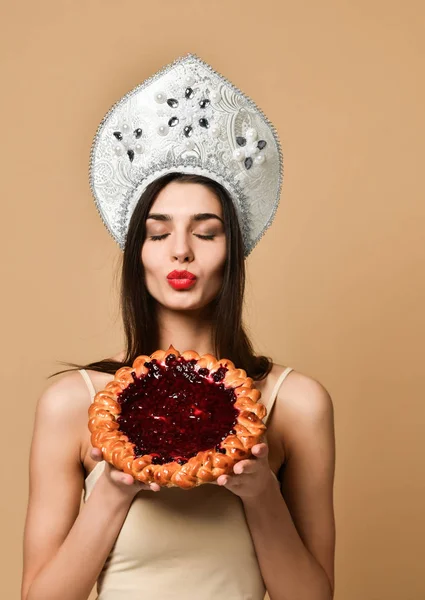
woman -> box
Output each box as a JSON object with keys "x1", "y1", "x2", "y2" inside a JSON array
[{"x1": 22, "y1": 56, "x2": 335, "y2": 600}]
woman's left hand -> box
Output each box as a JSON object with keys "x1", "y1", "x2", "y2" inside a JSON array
[{"x1": 216, "y1": 442, "x2": 279, "y2": 500}]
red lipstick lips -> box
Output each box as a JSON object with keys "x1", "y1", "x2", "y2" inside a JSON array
[
  {"x1": 167, "y1": 270, "x2": 197, "y2": 290},
  {"x1": 167, "y1": 270, "x2": 197, "y2": 280}
]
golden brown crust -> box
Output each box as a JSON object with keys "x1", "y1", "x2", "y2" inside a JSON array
[{"x1": 88, "y1": 345, "x2": 267, "y2": 489}]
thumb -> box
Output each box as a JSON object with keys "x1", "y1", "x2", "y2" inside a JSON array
[{"x1": 90, "y1": 447, "x2": 103, "y2": 461}]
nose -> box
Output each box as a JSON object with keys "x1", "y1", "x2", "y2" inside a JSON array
[{"x1": 171, "y1": 230, "x2": 194, "y2": 263}]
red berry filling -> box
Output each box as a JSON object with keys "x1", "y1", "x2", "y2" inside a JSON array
[{"x1": 116, "y1": 355, "x2": 239, "y2": 465}]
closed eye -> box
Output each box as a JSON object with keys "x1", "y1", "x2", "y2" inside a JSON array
[
  {"x1": 195, "y1": 234, "x2": 216, "y2": 240},
  {"x1": 149, "y1": 233, "x2": 216, "y2": 241},
  {"x1": 149, "y1": 234, "x2": 169, "y2": 241}
]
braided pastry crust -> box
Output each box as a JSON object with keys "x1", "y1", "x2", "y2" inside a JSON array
[{"x1": 88, "y1": 345, "x2": 267, "y2": 489}]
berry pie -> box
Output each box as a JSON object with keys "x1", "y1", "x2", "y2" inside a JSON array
[{"x1": 88, "y1": 345, "x2": 267, "y2": 489}]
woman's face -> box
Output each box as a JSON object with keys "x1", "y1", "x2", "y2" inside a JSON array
[{"x1": 141, "y1": 181, "x2": 227, "y2": 312}]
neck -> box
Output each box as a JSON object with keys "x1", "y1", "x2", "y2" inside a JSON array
[{"x1": 156, "y1": 303, "x2": 216, "y2": 356}]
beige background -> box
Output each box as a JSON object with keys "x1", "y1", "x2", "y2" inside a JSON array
[{"x1": 2, "y1": 1, "x2": 424, "y2": 599}]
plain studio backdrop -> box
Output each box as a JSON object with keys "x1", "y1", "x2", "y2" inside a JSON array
[{"x1": 1, "y1": 1, "x2": 424, "y2": 599}]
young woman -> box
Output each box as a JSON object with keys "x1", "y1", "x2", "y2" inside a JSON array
[{"x1": 21, "y1": 56, "x2": 335, "y2": 600}]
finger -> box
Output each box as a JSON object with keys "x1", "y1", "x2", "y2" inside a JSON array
[
  {"x1": 134, "y1": 479, "x2": 160, "y2": 492},
  {"x1": 217, "y1": 474, "x2": 240, "y2": 487},
  {"x1": 90, "y1": 447, "x2": 103, "y2": 460},
  {"x1": 251, "y1": 443, "x2": 269, "y2": 458},
  {"x1": 233, "y1": 460, "x2": 256, "y2": 475},
  {"x1": 111, "y1": 470, "x2": 134, "y2": 485}
]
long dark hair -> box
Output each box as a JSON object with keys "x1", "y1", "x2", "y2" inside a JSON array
[{"x1": 49, "y1": 172, "x2": 272, "y2": 381}]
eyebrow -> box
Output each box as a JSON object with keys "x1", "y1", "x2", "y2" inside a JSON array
[{"x1": 146, "y1": 212, "x2": 224, "y2": 224}]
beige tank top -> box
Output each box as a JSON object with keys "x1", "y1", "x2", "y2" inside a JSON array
[{"x1": 80, "y1": 366, "x2": 293, "y2": 600}]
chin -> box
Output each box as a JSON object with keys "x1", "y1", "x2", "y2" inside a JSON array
[
  {"x1": 155, "y1": 289, "x2": 215, "y2": 312},
  {"x1": 166, "y1": 297, "x2": 205, "y2": 311}
]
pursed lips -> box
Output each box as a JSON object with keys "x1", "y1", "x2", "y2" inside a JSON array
[{"x1": 167, "y1": 270, "x2": 197, "y2": 280}]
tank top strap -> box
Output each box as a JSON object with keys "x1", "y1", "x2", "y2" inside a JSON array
[
  {"x1": 263, "y1": 366, "x2": 294, "y2": 425},
  {"x1": 78, "y1": 369, "x2": 96, "y2": 403}
]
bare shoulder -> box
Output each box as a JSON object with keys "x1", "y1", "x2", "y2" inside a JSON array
[
  {"x1": 38, "y1": 370, "x2": 92, "y2": 418},
  {"x1": 271, "y1": 363, "x2": 335, "y2": 460},
  {"x1": 273, "y1": 364, "x2": 333, "y2": 416},
  {"x1": 36, "y1": 370, "x2": 94, "y2": 458}
]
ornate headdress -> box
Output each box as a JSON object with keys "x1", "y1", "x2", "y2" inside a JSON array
[{"x1": 89, "y1": 53, "x2": 283, "y2": 257}]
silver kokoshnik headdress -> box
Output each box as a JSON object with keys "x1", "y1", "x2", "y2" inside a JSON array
[{"x1": 89, "y1": 53, "x2": 283, "y2": 257}]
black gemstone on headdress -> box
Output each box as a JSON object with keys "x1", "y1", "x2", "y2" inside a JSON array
[
  {"x1": 134, "y1": 128, "x2": 143, "y2": 139},
  {"x1": 183, "y1": 125, "x2": 193, "y2": 137},
  {"x1": 185, "y1": 87, "x2": 194, "y2": 99},
  {"x1": 127, "y1": 149, "x2": 135, "y2": 162},
  {"x1": 236, "y1": 136, "x2": 246, "y2": 146},
  {"x1": 169, "y1": 117, "x2": 179, "y2": 127},
  {"x1": 167, "y1": 98, "x2": 179, "y2": 108},
  {"x1": 113, "y1": 131, "x2": 123, "y2": 141},
  {"x1": 199, "y1": 118, "x2": 209, "y2": 128},
  {"x1": 257, "y1": 140, "x2": 267, "y2": 150},
  {"x1": 244, "y1": 157, "x2": 253, "y2": 170},
  {"x1": 199, "y1": 98, "x2": 210, "y2": 109}
]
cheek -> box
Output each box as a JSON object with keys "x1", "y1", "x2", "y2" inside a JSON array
[
  {"x1": 213, "y1": 244, "x2": 227, "y2": 273},
  {"x1": 140, "y1": 246, "x2": 162, "y2": 291},
  {"x1": 141, "y1": 243, "x2": 161, "y2": 271},
  {"x1": 202, "y1": 246, "x2": 227, "y2": 280}
]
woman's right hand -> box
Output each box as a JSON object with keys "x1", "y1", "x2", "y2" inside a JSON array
[{"x1": 90, "y1": 447, "x2": 161, "y2": 497}]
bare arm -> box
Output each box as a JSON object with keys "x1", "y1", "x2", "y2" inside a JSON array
[
  {"x1": 25, "y1": 478, "x2": 135, "y2": 600},
  {"x1": 21, "y1": 373, "x2": 158, "y2": 600},
  {"x1": 242, "y1": 375, "x2": 336, "y2": 600}
]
